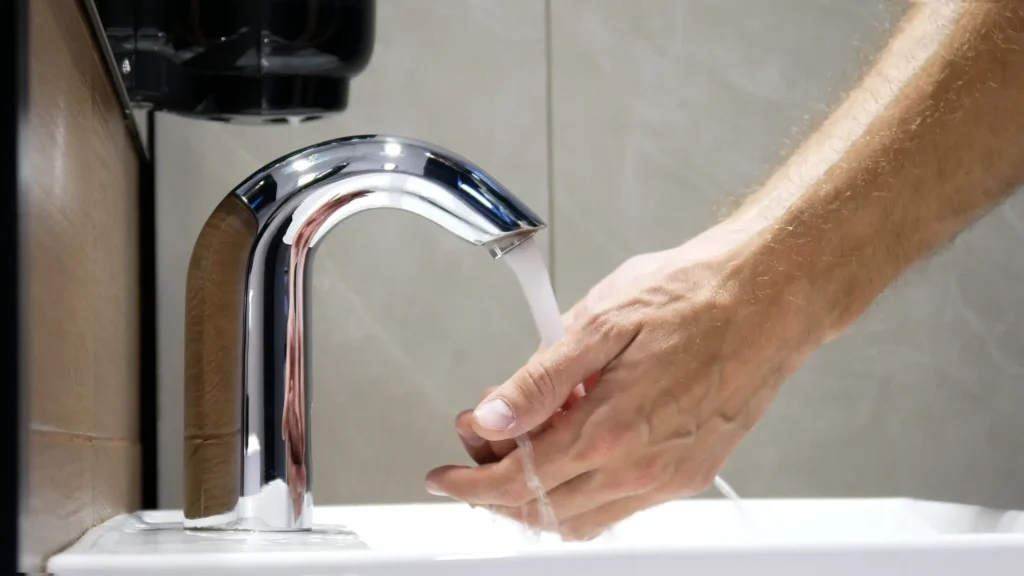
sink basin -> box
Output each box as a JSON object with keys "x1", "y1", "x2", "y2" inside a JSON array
[{"x1": 48, "y1": 498, "x2": 1024, "y2": 575}]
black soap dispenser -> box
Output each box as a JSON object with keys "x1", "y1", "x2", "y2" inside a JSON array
[{"x1": 93, "y1": 0, "x2": 375, "y2": 124}]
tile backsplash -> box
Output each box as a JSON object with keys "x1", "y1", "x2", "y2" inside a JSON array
[
  {"x1": 155, "y1": 0, "x2": 1024, "y2": 512},
  {"x1": 22, "y1": 0, "x2": 141, "y2": 569}
]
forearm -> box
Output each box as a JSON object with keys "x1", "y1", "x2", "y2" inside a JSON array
[{"x1": 717, "y1": 1, "x2": 1024, "y2": 342}]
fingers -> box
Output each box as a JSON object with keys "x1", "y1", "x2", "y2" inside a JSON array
[
  {"x1": 456, "y1": 387, "x2": 518, "y2": 465},
  {"x1": 561, "y1": 303, "x2": 586, "y2": 331},
  {"x1": 427, "y1": 398, "x2": 603, "y2": 506},
  {"x1": 489, "y1": 485, "x2": 667, "y2": 541},
  {"x1": 490, "y1": 470, "x2": 605, "y2": 527},
  {"x1": 582, "y1": 372, "x2": 603, "y2": 394},
  {"x1": 491, "y1": 447, "x2": 677, "y2": 529},
  {"x1": 455, "y1": 410, "x2": 496, "y2": 465},
  {"x1": 559, "y1": 492, "x2": 668, "y2": 541},
  {"x1": 498, "y1": 491, "x2": 667, "y2": 541},
  {"x1": 472, "y1": 312, "x2": 639, "y2": 440},
  {"x1": 455, "y1": 382, "x2": 569, "y2": 467},
  {"x1": 455, "y1": 410, "x2": 515, "y2": 465}
]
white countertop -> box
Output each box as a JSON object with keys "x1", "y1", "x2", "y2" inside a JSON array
[{"x1": 49, "y1": 498, "x2": 1024, "y2": 575}]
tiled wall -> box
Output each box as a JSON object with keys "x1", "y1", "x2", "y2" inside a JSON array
[
  {"x1": 23, "y1": 0, "x2": 141, "y2": 569},
  {"x1": 156, "y1": 0, "x2": 1024, "y2": 510}
]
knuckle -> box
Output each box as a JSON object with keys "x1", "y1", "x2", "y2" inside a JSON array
[
  {"x1": 694, "y1": 469, "x2": 718, "y2": 494},
  {"x1": 484, "y1": 458, "x2": 533, "y2": 507},
  {"x1": 615, "y1": 454, "x2": 673, "y2": 496},
  {"x1": 575, "y1": 416, "x2": 634, "y2": 465},
  {"x1": 490, "y1": 504, "x2": 528, "y2": 525},
  {"x1": 672, "y1": 467, "x2": 717, "y2": 497},
  {"x1": 521, "y1": 362, "x2": 559, "y2": 407},
  {"x1": 490, "y1": 480, "x2": 532, "y2": 507},
  {"x1": 516, "y1": 502, "x2": 547, "y2": 529},
  {"x1": 561, "y1": 522, "x2": 604, "y2": 542},
  {"x1": 490, "y1": 484, "x2": 527, "y2": 507},
  {"x1": 582, "y1": 308, "x2": 619, "y2": 339}
]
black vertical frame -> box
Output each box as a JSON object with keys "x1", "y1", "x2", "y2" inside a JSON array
[
  {"x1": 139, "y1": 108, "x2": 157, "y2": 509},
  {"x1": 5, "y1": 0, "x2": 27, "y2": 571}
]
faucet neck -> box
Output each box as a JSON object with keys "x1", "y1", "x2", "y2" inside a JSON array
[{"x1": 183, "y1": 136, "x2": 545, "y2": 531}]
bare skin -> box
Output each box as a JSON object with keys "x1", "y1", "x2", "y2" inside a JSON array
[{"x1": 427, "y1": 1, "x2": 1024, "y2": 540}]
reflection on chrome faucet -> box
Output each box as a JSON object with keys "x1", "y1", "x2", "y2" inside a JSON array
[{"x1": 183, "y1": 135, "x2": 546, "y2": 531}]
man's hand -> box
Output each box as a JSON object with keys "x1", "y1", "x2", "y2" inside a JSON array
[
  {"x1": 428, "y1": 0, "x2": 1024, "y2": 541},
  {"x1": 427, "y1": 237, "x2": 819, "y2": 540}
]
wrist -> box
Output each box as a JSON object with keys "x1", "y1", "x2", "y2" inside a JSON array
[
  {"x1": 714, "y1": 187, "x2": 892, "y2": 348},
  {"x1": 685, "y1": 209, "x2": 850, "y2": 352}
]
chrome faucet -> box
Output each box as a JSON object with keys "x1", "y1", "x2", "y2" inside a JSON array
[{"x1": 183, "y1": 135, "x2": 545, "y2": 531}]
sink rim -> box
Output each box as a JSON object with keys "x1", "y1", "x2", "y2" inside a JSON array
[{"x1": 49, "y1": 498, "x2": 1024, "y2": 574}]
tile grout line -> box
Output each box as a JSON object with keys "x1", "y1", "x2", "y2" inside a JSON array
[
  {"x1": 29, "y1": 426, "x2": 138, "y2": 446},
  {"x1": 544, "y1": 0, "x2": 557, "y2": 292}
]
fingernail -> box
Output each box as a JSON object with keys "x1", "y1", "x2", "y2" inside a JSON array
[
  {"x1": 425, "y1": 482, "x2": 447, "y2": 497},
  {"x1": 458, "y1": 428, "x2": 486, "y2": 447},
  {"x1": 474, "y1": 398, "x2": 515, "y2": 430}
]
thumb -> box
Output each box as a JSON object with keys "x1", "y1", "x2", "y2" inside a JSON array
[{"x1": 472, "y1": 315, "x2": 637, "y2": 440}]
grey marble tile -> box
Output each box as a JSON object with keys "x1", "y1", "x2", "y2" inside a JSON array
[
  {"x1": 552, "y1": 0, "x2": 1024, "y2": 508},
  {"x1": 156, "y1": 0, "x2": 548, "y2": 507},
  {"x1": 550, "y1": 0, "x2": 903, "y2": 302},
  {"x1": 727, "y1": 194, "x2": 1024, "y2": 509}
]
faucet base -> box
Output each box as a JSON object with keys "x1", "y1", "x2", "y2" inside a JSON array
[
  {"x1": 182, "y1": 509, "x2": 239, "y2": 531},
  {"x1": 184, "y1": 481, "x2": 314, "y2": 532}
]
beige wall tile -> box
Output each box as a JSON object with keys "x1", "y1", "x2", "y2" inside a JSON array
[
  {"x1": 27, "y1": 0, "x2": 140, "y2": 441},
  {"x1": 89, "y1": 57, "x2": 141, "y2": 442},
  {"x1": 27, "y1": 0, "x2": 99, "y2": 436},
  {"x1": 93, "y1": 442, "x2": 142, "y2": 521},
  {"x1": 24, "y1": 434, "x2": 142, "y2": 571},
  {"x1": 24, "y1": 0, "x2": 143, "y2": 569},
  {"x1": 550, "y1": 0, "x2": 1024, "y2": 509},
  {"x1": 157, "y1": 0, "x2": 549, "y2": 506},
  {"x1": 23, "y1": 432, "x2": 94, "y2": 572}
]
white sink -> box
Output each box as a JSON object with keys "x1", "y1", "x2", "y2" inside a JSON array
[{"x1": 49, "y1": 498, "x2": 1024, "y2": 575}]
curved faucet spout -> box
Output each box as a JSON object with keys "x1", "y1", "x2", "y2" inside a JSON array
[{"x1": 183, "y1": 135, "x2": 545, "y2": 531}]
